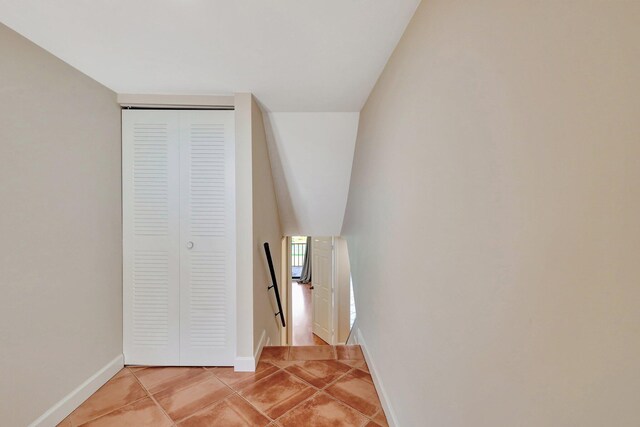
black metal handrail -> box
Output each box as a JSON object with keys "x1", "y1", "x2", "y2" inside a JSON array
[{"x1": 264, "y1": 242, "x2": 286, "y2": 327}]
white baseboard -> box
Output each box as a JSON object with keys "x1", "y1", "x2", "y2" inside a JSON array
[
  {"x1": 346, "y1": 318, "x2": 359, "y2": 345},
  {"x1": 234, "y1": 356, "x2": 256, "y2": 372},
  {"x1": 254, "y1": 329, "x2": 267, "y2": 366},
  {"x1": 29, "y1": 354, "x2": 124, "y2": 427},
  {"x1": 357, "y1": 329, "x2": 398, "y2": 427},
  {"x1": 235, "y1": 329, "x2": 267, "y2": 372}
]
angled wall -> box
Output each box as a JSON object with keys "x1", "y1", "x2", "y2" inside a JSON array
[
  {"x1": 342, "y1": 1, "x2": 640, "y2": 426},
  {"x1": 0, "y1": 24, "x2": 122, "y2": 426},
  {"x1": 251, "y1": 98, "x2": 284, "y2": 349},
  {"x1": 235, "y1": 94, "x2": 284, "y2": 370},
  {"x1": 264, "y1": 113, "x2": 359, "y2": 236}
]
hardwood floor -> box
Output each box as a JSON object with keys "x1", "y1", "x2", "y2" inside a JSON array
[{"x1": 292, "y1": 281, "x2": 329, "y2": 346}]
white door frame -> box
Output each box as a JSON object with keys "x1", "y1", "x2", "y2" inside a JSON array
[
  {"x1": 122, "y1": 108, "x2": 236, "y2": 366},
  {"x1": 286, "y1": 235, "x2": 339, "y2": 345},
  {"x1": 282, "y1": 236, "x2": 291, "y2": 345},
  {"x1": 311, "y1": 236, "x2": 335, "y2": 344},
  {"x1": 331, "y1": 238, "x2": 339, "y2": 345}
]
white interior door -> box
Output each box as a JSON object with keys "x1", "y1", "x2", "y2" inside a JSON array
[
  {"x1": 123, "y1": 110, "x2": 181, "y2": 365},
  {"x1": 312, "y1": 237, "x2": 333, "y2": 343},
  {"x1": 123, "y1": 109, "x2": 235, "y2": 367},
  {"x1": 179, "y1": 110, "x2": 235, "y2": 366}
]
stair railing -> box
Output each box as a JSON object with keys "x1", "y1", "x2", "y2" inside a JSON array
[{"x1": 263, "y1": 242, "x2": 286, "y2": 327}]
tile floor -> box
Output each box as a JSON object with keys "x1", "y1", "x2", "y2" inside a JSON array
[{"x1": 57, "y1": 345, "x2": 388, "y2": 427}]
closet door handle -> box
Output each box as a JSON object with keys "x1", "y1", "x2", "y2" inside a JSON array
[{"x1": 186, "y1": 241, "x2": 194, "y2": 249}]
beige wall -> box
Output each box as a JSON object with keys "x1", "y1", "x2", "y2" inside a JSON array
[
  {"x1": 342, "y1": 1, "x2": 640, "y2": 426},
  {"x1": 0, "y1": 24, "x2": 122, "y2": 426},
  {"x1": 252, "y1": 97, "x2": 284, "y2": 348}
]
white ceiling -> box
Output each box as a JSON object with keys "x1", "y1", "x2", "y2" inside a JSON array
[
  {"x1": 0, "y1": 1, "x2": 419, "y2": 236},
  {"x1": 0, "y1": 0, "x2": 420, "y2": 111}
]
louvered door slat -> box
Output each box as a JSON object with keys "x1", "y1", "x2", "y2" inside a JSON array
[
  {"x1": 123, "y1": 109, "x2": 234, "y2": 367},
  {"x1": 123, "y1": 110, "x2": 180, "y2": 366},
  {"x1": 179, "y1": 110, "x2": 235, "y2": 366}
]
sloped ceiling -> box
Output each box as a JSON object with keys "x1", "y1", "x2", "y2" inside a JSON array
[
  {"x1": 0, "y1": 0, "x2": 420, "y2": 112},
  {"x1": 0, "y1": 0, "x2": 420, "y2": 234},
  {"x1": 264, "y1": 113, "x2": 359, "y2": 236}
]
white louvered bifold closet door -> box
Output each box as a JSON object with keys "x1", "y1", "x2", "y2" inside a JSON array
[
  {"x1": 123, "y1": 110, "x2": 181, "y2": 365},
  {"x1": 179, "y1": 110, "x2": 235, "y2": 366},
  {"x1": 123, "y1": 109, "x2": 235, "y2": 366}
]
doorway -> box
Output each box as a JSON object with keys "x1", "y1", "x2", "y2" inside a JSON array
[
  {"x1": 290, "y1": 236, "x2": 328, "y2": 345},
  {"x1": 286, "y1": 236, "x2": 353, "y2": 346}
]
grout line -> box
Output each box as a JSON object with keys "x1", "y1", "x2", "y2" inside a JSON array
[
  {"x1": 369, "y1": 408, "x2": 388, "y2": 427},
  {"x1": 75, "y1": 356, "x2": 379, "y2": 427},
  {"x1": 73, "y1": 396, "x2": 151, "y2": 427},
  {"x1": 237, "y1": 366, "x2": 286, "y2": 392},
  {"x1": 174, "y1": 387, "x2": 236, "y2": 425},
  {"x1": 235, "y1": 391, "x2": 276, "y2": 423},
  {"x1": 322, "y1": 366, "x2": 356, "y2": 390},
  {"x1": 234, "y1": 365, "x2": 320, "y2": 423},
  {"x1": 212, "y1": 362, "x2": 281, "y2": 391},
  {"x1": 320, "y1": 367, "x2": 384, "y2": 424},
  {"x1": 129, "y1": 368, "x2": 177, "y2": 427},
  {"x1": 272, "y1": 389, "x2": 324, "y2": 423},
  {"x1": 280, "y1": 366, "x2": 320, "y2": 391},
  {"x1": 272, "y1": 364, "x2": 368, "y2": 424},
  {"x1": 132, "y1": 366, "x2": 211, "y2": 394},
  {"x1": 70, "y1": 368, "x2": 147, "y2": 427},
  {"x1": 159, "y1": 367, "x2": 236, "y2": 425},
  {"x1": 321, "y1": 389, "x2": 378, "y2": 427},
  {"x1": 325, "y1": 393, "x2": 378, "y2": 426},
  {"x1": 207, "y1": 363, "x2": 293, "y2": 422}
]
